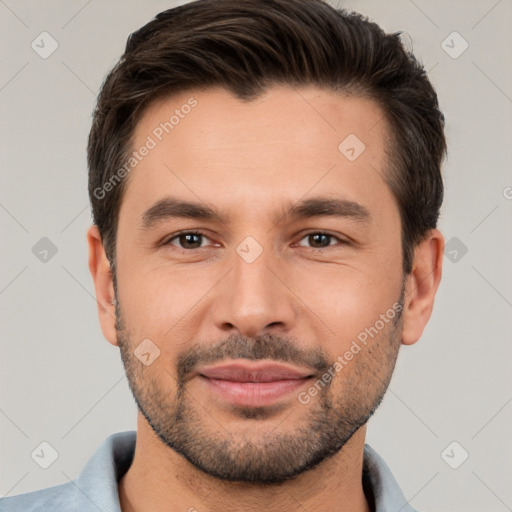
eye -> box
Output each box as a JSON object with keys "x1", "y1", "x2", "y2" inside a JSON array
[
  {"x1": 162, "y1": 230, "x2": 347, "y2": 251},
  {"x1": 164, "y1": 231, "x2": 213, "y2": 250},
  {"x1": 296, "y1": 232, "x2": 346, "y2": 249}
]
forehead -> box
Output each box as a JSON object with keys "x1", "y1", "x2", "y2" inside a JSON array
[{"x1": 120, "y1": 85, "x2": 395, "y2": 226}]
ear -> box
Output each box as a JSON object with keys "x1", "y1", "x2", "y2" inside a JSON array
[
  {"x1": 401, "y1": 229, "x2": 444, "y2": 346},
  {"x1": 87, "y1": 225, "x2": 119, "y2": 346}
]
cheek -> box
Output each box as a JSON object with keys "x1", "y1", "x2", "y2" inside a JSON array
[
  {"x1": 292, "y1": 263, "x2": 399, "y2": 347},
  {"x1": 325, "y1": 311, "x2": 402, "y2": 399},
  {"x1": 116, "y1": 260, "x2": 219, "y2": 339}
]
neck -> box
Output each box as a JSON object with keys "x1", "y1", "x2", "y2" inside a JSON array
[{"x1": 118, "y1": 415, "x2": 371, "y2": 512}]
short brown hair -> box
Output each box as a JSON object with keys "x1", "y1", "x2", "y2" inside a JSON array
[{"x1": 88, "y1": 0, "x2": 446, "y2": 275}]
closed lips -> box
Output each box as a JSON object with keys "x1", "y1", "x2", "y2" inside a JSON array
[{"x1": 198, "y1": 363, "x2": 314, "y2": 382}]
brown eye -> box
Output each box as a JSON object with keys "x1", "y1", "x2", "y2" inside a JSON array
[
  {"x1": 297, "y1": 232, "x2": 342, "y2": 249},
  {"x1": 166, "y1": 232, "x2": 209, "y2": 249}
]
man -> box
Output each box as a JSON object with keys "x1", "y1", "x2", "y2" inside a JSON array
[{"x1": 0, "y1": 0, "x2": 445, "y2": 510}]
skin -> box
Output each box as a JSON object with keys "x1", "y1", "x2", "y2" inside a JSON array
[{"x1": 88, "y1": 85, "x2": 443, "y2": 512}]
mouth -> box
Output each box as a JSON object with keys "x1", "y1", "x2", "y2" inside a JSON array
[{"x1": 196, "y1": 361, "x2": 315, "y2": 407}]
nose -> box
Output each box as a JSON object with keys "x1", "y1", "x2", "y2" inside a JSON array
[{"x1": 211, "y1": 241, "x2": 297, "y2": 339}]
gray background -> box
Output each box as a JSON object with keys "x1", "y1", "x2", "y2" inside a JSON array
[{"x1": 1, "y1": 1, "x2": 511, "y2": 511}]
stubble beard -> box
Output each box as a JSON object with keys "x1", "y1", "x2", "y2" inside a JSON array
[{"x1": 115, "y1": 289, "x2": 404, "y2": 484}]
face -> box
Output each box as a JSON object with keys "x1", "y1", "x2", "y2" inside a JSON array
[{"x1": 111, "y1": 86, "x2": 406, "y2": 483}]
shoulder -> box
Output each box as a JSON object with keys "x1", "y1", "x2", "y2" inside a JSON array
[
  {"x1": 0, "y1": 431, "x2": 136, "y2": 512},
  {"x1": 0, "y1": 481, "x2": 80, "y2": 511}
]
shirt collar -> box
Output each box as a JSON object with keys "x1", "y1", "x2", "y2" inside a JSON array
[
  {"x1": 363, "y1": 444, "x2": 417, "y2": 512},
  {"x1": 75, "y1": 431, "x2": 135, "y2": 512}
]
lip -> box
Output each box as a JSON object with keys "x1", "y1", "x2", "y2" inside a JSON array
[
  {"x1": 197, "y1": 361, "x2": 314, "y2": 407},
  {"x1": 198, "y1": 361, "x2": 314, "y2": 382}
]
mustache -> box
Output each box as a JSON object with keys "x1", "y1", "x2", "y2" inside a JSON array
[{"x1": 176, "y1": 332, "x2": 330, "y2": 385}]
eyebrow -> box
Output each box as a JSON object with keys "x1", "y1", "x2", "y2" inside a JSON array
[{"x1": 140, "y1": 195, "x2": 370, "y2": 230}]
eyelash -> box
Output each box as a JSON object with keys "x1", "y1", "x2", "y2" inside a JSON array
[{"x1": 163, "y1": 230, "x2": 348, "y2": 250}]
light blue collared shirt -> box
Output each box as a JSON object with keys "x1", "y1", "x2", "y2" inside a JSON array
[{"x1": 0, "y1": 431, "x2": 417, "y2": 511}]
